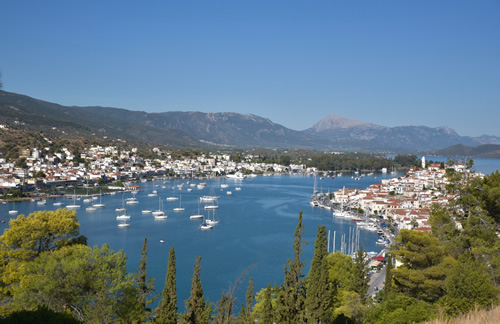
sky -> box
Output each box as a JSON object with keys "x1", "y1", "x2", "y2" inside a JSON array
[{"x1": 1, "y1": 1, "x2": 499, "y2": 136}]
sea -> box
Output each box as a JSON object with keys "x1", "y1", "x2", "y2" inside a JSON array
[{"x1": 1, "y1": 157, "x2": 499, "y2": 311}]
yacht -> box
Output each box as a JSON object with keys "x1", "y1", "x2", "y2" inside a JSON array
[{"x1": 226, "y1": 172, "x2": 246, "y2": 179}]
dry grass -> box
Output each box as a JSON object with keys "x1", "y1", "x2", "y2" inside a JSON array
[{"x1": 425, "y1": 305, "x2": 500, "y2": 324}]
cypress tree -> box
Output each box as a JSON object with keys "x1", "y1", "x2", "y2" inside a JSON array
[
  {"x1": 305, "y1": 225, "x2": 332, "y2": 323},
  {"x1": 135, "y1": 237, "x2": 156, "y2": 322},
  {"x1": 261, "y1": 283, "x2": 273, "y2": 324},
  {"x1": 215, "y1": 292, "x2": 231, "y2": 324},
  {"x1": 351, "y1": 246, "x2": 369, "y2": 300},
  {"x1": 239, "y1": 277, "x2": 255, "y2": 324},
  {"x1": 383, "y1": 254, "x2": 393, "y2": 301},
  {"x1": 275, "y1": 210, "x2": 307, "y2": 323},
  {"x1": 155, "y1": 246, "x2": 177, "y2": 323},
  {"x1": 184, "y1": 256, "x2": 211, "y2": 324}
]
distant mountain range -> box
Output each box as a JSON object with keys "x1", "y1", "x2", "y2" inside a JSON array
[
  {"x1": 431, "y1": 144, "x2": 500, "y2": 159},
  {"x1": 1, "y1": 90, "x2": 499, "y2": 153}
]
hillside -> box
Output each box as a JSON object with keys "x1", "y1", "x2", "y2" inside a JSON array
[
  {"x1": 431, "y1": 144, "x2": 500, "y2": 159},
  {"x1": 0, "y1": 90, "x2": 200, "y2": 148},
  {"x1": 2, "y1": 90, "x2": 500, "y2": 153}
]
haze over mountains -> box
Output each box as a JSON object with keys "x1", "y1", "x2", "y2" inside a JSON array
[{"x1": 1, "y1": 90, "x2": 499, "y2": 153}]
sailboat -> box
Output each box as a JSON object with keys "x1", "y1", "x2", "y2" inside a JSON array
[
  {"x1": 200, "y1": 211, "x2": 213, "y2": 230},
  {"x1": 115, "y1": 196, "x2": 126, "y2": 212},
  {"x1": 66, "y1": 191, "x2": 80, "y2": 208},
  {"x1": 8, "y1": 201, "x2": 18, "y2": 215},
  {"x1": 93, "y1": 191, "x2": 105, "y2": 208},
  {"x1": 333, "y1": 186, "x2": 352, "y2": 218},
  {"x1": 200, "y1": 187, "x2": 218, "y2": 202},
  {"x1": 173, "y1": 195, "x2": 185, "y2": 212},
  {"x1": 190, "y1": 200, "x2": 203, "y2": 219},
  {"x1": 117, "y1": 220, "x2": 130, "y2": 228},
  {"x1": 116, "y1": 211, "x2": 131, "y2": 220},
  {"x1": 166, "y1": 187, "x2": 179, "y2": 201},
  {"x1": 205, "y1": 208, "x2": 219, "y2": 226},
  {"x1": 153, "y1": 197, "x2": 168, "y2": 219}
]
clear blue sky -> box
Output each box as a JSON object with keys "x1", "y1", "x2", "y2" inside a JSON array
[{"x1": 1, "y1": 1, "x2": 499, "y2": 136}]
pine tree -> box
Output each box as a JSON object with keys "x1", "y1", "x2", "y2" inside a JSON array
[
  {"x1": 383, "y1": 254, "x2": 393, "y2": 301},
  {"x1": 239, "y1": 277, "x2": 255, "y2": 324},
  {"x1": 262, "y1": 284, "x2": 274, "y2": 324},
  {"x1": 155, "y1": 246, "x2": 177, "y2": 323},
  {"x1": 275, "y1": 210, "x2": 307, "y2": 323},
  {"x1": 305, "y1": 225, "x2": 332, "y2": 323},
  {"x1": 184, "y1": 256, "x2": 211, "y2": 324},
  {"x1": 135, "y1": 237, "x2": 156, "y2": 322}
]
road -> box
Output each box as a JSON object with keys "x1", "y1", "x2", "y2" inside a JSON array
[
  {"x1": 367, "y1": 263, "x2": 386, "y2": 297},
  {"x1": 366, "y1": 223, "x2": 395, "y2": 298}
]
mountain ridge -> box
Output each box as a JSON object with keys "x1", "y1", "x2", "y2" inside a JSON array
[{"x1": 1, "y1": 90, "x2": 499, "y2": 152}]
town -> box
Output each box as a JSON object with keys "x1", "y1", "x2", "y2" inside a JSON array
[
  {"x1": 312, "y1": 157, "x2": 480, "y2": 233},
  {"x1": 0, "y1": 144, "x2": 305, "y2": 197}
]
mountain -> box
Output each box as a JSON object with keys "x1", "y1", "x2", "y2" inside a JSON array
[
  {"x1": 304, "y1": 114, "x2": 500, "y2": 152},
  {"x1": 75, "y1": 107, "x2": 326, "y2": 149},
  {"x1": 0, "y1": 90, "x2": 324, "y2": 150},
  {"x1": 2, "y1": 90, "x2": 499, "y2": 152},
  {"x1": 431, "y1": 144, "x2": 500, "y2": 159},
  {"x1": 0, "y1": 90, "x2": 199, "y2": 148}
]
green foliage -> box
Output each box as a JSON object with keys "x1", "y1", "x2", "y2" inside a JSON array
[
  {"x1": 135, "y1": 237, "x2": 156, "y2": 322},
  {"x1": 0, "y1": 209, "x2": 82, "y2": 303},
  {"x1": 261, "y1": 284, "x2": 274, "y2": 324},
  {"x1": 327, "y1": 251, "x2": 354, "y2": 290},
  {"x1": 155, "y1": 246, "x2": 177, "y2": 324},
  {"x1": 10, "y1": 244, "x2": 140, "y2": 323},
  {"x1": 0, "y1": 305, "x2": 81, "y2": 324},
  {"x1": 393, "y1": 154, "x2": 418, "y2": 167},
  {"x1": 438, "y1": 258, "x2": 498, "y2": 317},
  {"x1": 274, "y1": 210, "x2": 307, "y2": 323},
  {"x1": 307, "y1": 153, "x2": 398, "y2": 172},
  {"x1": 364, "y1": 294, "x2": 435, "y2": 324},
  {"x1": 184, "y1": 256, "x2": 211, "y2": 324},
  {"x1": 238, "y1": 277, "x2": 255, "y2": 324},
  {"x1": 393, "y1": 230, "x2": 445, "y2": 270},
  {"x1": 392, "y1": 230, "x2": 454, "y2": 302},
  {"x1": 351, "y1": 247, "x2": 369, "y2": 299},
  {"x1": 333, "y1": 290, "x2": 367, "y2": 324},
  {"x1": 383, "y1": 255, "x2": 393, "y2": 301},
  {"x1": 305, "y1": 225, "x2": 332, "y2": 323}
]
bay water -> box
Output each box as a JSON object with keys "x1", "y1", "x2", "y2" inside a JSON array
[{"x1": 1, "y1": 158, "x2": 499, "y2": 311}]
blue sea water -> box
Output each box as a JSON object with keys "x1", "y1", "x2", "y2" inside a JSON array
[{"x1": 1, "y1": 158, "x2": 499, "y2": 311}]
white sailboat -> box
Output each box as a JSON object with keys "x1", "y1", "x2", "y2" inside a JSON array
[
  {"x1": 116, "y1": 213, "x2": 131, "y2": 220},
  {"x1": 166, "y1": 187, "x2": 179, "y2": 201},
  {"x1": 200, "y1": 211, "x2": 213, "y2": 230},
  {"x1": 66, "y1": 192, "x2": 80, "y2": 208},
  {"x1": 205, "y1": 208, "x2": 219, "y2": 226},
  {"x1": 115, "y1": 196, "x2": 126, "y2": 212},
  {"x1": 126, "y1": 197, "x2": 139, "y2": 205},
  {"x1": 153, "y1": 197, "x2": 168, "y2": 219},
  {"x1": 190, "y1": 200, "x2": 204, "y2": 219},
  {"x1": 8, "y1": 201, "x2": 18, "y2": 215},
  {"x1": 173, "y1": 195, "x2": 185, "y2": 212},
  {"x1": 93, "y1": 191, "x2": 105, "y2": 208},
  {"x1": 117, "y1": 221, "x2": 130, "y2": 228},
  {"x1": 200, "y1": 187, "x2": 218, "y2": 202},
  {"x1": 86, "y1": 205, "x2": 97, "y2": 211}
]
